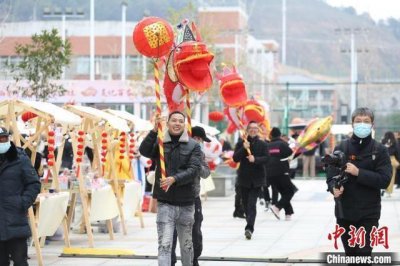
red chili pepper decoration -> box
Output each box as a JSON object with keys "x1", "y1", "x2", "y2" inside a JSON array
[
  {"x1": 47, "y1": 130, "x2": 56, "y2": 168},
  {"x1": 101, "y1": 131, "x2": 108, "y2": 176}
]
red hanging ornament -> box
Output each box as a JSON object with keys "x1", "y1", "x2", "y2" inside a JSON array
[
  {"x1": 209, "y1": 111, "x2": 225, "y2": 122},
  {"x1": 132, "y1": 16, "x2": 174, "y2": 58}
]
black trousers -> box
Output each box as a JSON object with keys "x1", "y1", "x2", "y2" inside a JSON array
[
  {"x1": 234, "y1": 182, "x2": 245, "y2": 215},
  {"x1": 268, "y1": 175, "x2": 295, "y2": 215},
  {"x1": 0, "y1": 238, "x2": 29, "y2": 266},
  {"x1": 259, "y1": 184, "x2": 278, "y2": 205},
  {"x1": 337, "y1": 218, "x2": 378, "y2": 256},
  {"x1": 171, "y1": 197, "x2": 203, "y2": 266},
  {"x1": 241, "y1": 186, "x2": 261, "y2": 233}
]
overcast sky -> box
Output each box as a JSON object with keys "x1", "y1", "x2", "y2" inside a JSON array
[{"x1": 326, "y1": 0, "x2": 400, "y2": 21}]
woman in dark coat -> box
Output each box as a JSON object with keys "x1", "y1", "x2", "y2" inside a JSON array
[{"x1": 0, "y1": 128, "x2": 41, "y2": 266}]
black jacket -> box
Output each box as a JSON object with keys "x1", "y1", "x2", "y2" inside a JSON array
[
  {"x1": 326, "y1": 135, "x2": 391, "y2": 221},
  {"x1": 265, "y1": 137, "x2": 293, "y2": 177},
  {"x1": 233, "y1": 136, "x2": 269, "y2": 188},
  {"x1": 0, "y1": 142, "x2": 41, "y2": 241},
  {"x1": 139, "y1": 130, "x2": 202, "y2": 205}
]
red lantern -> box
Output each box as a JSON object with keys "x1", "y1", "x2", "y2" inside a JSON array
[
  {"x1": 48, "y1": 161, "x2": 54, "y2": 166},
  {"x1": 132, "y1": 17, "x2": 174, "y2": 58},
  {"x1": 48, "y1": 131, "x2": 55, "y2": 137},
  {"x1": 209, "y1": 111, "x2": 225, "y2": 122},
  {"x1": 101, "y1": 132, "x2": 108, "y2": 138},
  {"x1": 21, "y1": 111, "x2": 38, "y2": 122},
  {"x1": 78, "y1": 130, "x2": 85, "y2": 136}
]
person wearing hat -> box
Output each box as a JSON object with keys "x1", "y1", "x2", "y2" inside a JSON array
[
  {"x1": 171, "y1": 126, "x2": 211, "y2": 266},
  {"x1": 233, "y1": 121, "x2": 269, "y2": 240},
  {"x1": 139, "y1": 111, "x2": 202, "y2": 266},
  {"x1": 0, "y1": 127, "x2": 41, "y2": 265},
  {"x1": 265, "y1": 127, "x2": 296, "y2": 221}
]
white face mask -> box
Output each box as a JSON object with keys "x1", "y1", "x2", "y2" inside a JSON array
[
  {"x1": 0, "y1": 141, "x2": 11, "y2": 154},
  {"x1": 199, "y1": 142, "x2": 204, "y2": 152}
]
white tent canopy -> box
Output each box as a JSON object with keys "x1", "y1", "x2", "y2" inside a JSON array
[
  {"x1": 104, "y1": 109, "x2": 153, "y2": 132},
  {"x1": 191, "y1": 119, "x2": 220, "y2": 136},
  {"x1": 65, "y1": 105, "x2": 129, "y2": 132},
  {"x1": 0, "y1": 99, "x2": 82, "y2": 126}
]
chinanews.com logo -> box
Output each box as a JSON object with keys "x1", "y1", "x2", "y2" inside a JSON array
[
  {"x1": 321, "y1": 252, "x2": 397, "y2": 265},
  {"x1": 322, "y1": 224, "x2": 399, "y2": 265}
]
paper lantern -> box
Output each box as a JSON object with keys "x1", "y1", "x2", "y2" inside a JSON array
[
  {"x1": 132, "y1": 16, "x2": 174, "y2": 58},
  {"x1": 217, "y1": 66, "x2": 247, "y2": 108},
  {"x1": 21, "y1": 111, "x2": 38, "y2": 122},
  {"x1": 173, "y1": 41, "x2": 214, "y2": 92},
  {"x1": 209, "y1": 111, "x2": 224, "y2": 122}
]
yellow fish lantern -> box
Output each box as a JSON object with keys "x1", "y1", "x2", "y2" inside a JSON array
[{"x1": 297, "y1": 116, "x2": 333, "y2": 150}]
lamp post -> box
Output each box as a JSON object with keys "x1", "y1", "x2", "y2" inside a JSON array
[
  {"x1": 121, "y1": 1, "x2": 127, "y2": 81},
  {"x1": 90, "y1": 0, "x2": 95, "y2": 81},
  {"x1": 43, "y1": 7, "x2": 84, "y2": 79},
  {"x1": 335, "y1": 27, "x2": 368, "y2": 113}
]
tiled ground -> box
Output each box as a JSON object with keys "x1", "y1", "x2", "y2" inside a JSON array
[{"x1": 30, "y1": 179, "x2": 400, "y2": 265}]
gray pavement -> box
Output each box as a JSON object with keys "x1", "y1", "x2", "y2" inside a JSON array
[{"x1": 29, "y1": 179, "x2": 400, "y2": 265}]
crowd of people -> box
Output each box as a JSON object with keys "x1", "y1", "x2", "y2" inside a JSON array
[{"x1": 1, "y1": 107, "x2": 399, "y2": 266}]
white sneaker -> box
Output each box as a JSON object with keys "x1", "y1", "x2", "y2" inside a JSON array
[
  {"x1": 259, "y1": 199, "x2": 265, "y2": 206},
  {"x1": 270, "y1": 205, "x2": 281, "y2": 220}
]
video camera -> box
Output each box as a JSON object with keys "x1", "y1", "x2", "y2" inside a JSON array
[
  {"x1": 322, "y1": 150, "x2": 348, "y2": 188},
  {"x1": 322, "y1": 150, "x2": 348, "y2": 219}
]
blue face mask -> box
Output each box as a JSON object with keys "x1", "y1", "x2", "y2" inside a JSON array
[
  {"x1": 353, "y1": 123, "x2": 372, "y2": 139},
  {"x1": 0, "y1": 141, "x2": 11, "y2": 154}
]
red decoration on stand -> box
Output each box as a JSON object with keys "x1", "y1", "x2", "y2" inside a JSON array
[
  {"x1": 75, "y1": 130, "x2": 85, "y2": 177},
  {"x1": 101, "y1": 131, "x2": 108, "y2": 176},
  {"x1": 118, "y1": 132, "x2": 127, "y2": 173},
  {"x1": 47, "y1": 131, "x2": 55, "y2": 167},
  {"x1": 128, "y1": 133, "x2": 135, "y2": 172}
]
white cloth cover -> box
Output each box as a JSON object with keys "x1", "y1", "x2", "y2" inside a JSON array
[
  {"x1": 37, "y1": 192, "x2": 69, "y2": 237},
  {"x1": 90, "y1": 185, "x2": 119, "y2": 222},
  {"x1": 123, "y1": 181, "x2": 142, "y2": 218},
  {"x1": 200, "y1": 175, "x2": 216, "y2": 195}
]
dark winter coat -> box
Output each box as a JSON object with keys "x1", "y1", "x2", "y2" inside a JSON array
[
  {"x1": 233, "y1": 136, "x2": 269, "y2": 188},
  {"x1": 265, "y1": 137, "x2": 293, "y2": 177},
  {"x1": 139, "y1": 130, "x2": 202, "y2": 205},
  {"x1": 326, "y1": 135, "x2": 391, "y2": 222},
  {"x1": 0, "y1": 142, "x2": 41, "y2": 241}
]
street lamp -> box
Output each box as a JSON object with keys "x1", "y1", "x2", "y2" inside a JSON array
[
  {"x1": 335, "y1": 27, "x2": 369, "y2": 113},
  {"x1": 121, "y1": 1, "x2": 127, "y2": 81}
]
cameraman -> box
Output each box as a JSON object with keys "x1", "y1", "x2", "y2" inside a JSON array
[{"x1": 326, "y1": 107, "x2": 391, "y2": 260}]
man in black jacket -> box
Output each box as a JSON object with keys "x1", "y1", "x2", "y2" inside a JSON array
[
  {"x1": 326, "y1": 108, "x2": 391, "y2": 261},
  {"x1": 171, "y1": 126, "x2": 211, "y2": 266},
  {"x1": 233, "y1": 121, "x2": 269, "y2": 240},
  {"x1": 266, "y1": 127, "x2": 296, "y2": 221},
  {"x1": 0, "y1": 127, "x2": 41, "y2": 266},
  {"x1": 139, "y1": 111, "x2": 202, "y2": 266}
]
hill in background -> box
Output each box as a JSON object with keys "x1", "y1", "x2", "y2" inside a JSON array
[{"x1": 3, "y1": 0, "x2": 400, "y2": 80}]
